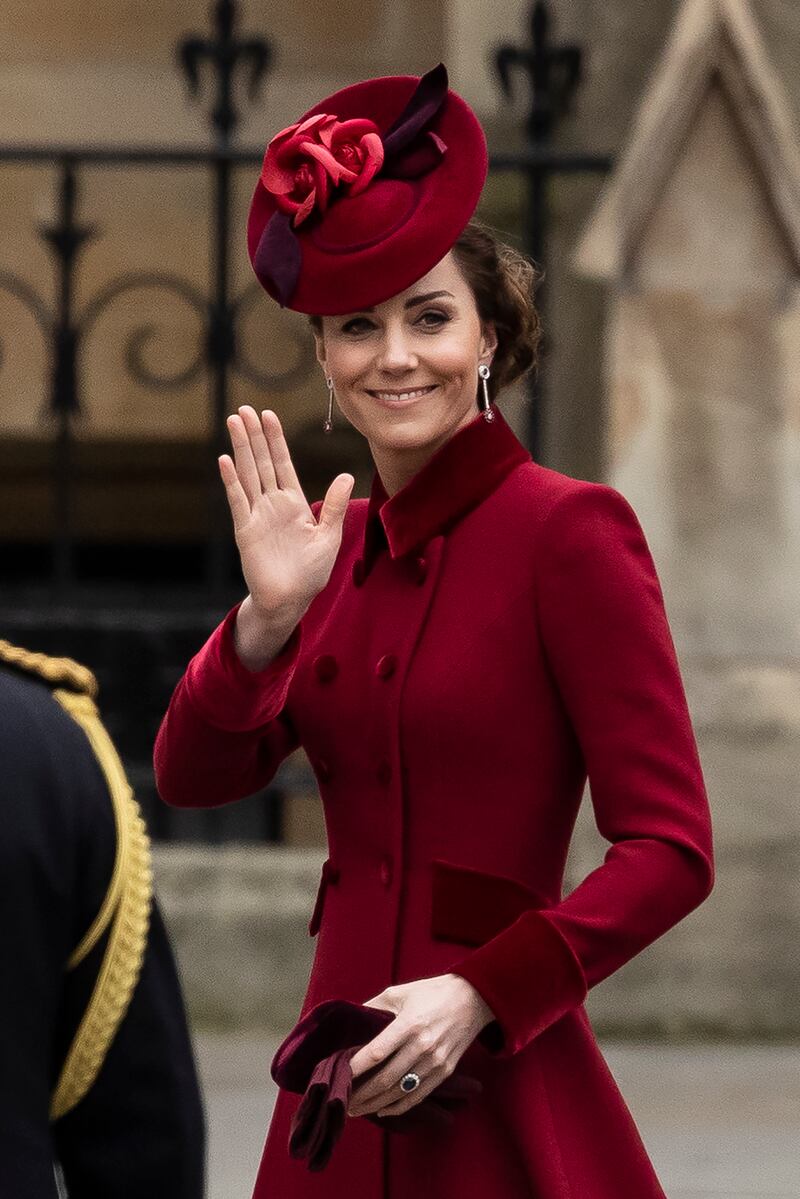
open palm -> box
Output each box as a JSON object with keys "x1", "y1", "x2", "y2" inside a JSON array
[{"x1": 219, "y1": 405, "x2": 354, "y2": 619}]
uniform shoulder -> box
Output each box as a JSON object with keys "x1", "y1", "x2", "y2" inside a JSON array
[
  {"x1": 0, "y1": 641, "x2": 102, "y2": 769},
  {"x1": 0, "y1": 639, "x2": 98, "y2": 698}
]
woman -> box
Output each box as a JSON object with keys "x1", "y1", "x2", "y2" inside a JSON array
[{"x1": 155, "y1": 64, "x2": 714, "y2": 1199}]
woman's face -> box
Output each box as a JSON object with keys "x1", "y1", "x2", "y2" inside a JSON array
[{"x1": 314, "y1": 252, "x2": 497, "y2": 460}]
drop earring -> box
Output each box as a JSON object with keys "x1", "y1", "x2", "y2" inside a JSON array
[
  {"x1": 478, "y1": 363, "x2": 494, "y2": 422},
  {"x1": 323, "y1": 377, "x2": 334, "y2": 433}
]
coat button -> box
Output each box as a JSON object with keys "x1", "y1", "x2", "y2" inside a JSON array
[
  {"x1": 314, "y1": 654, "x2": 338, "y2": 683},
  {"x1": 379, "y1": 856, "x2": 393, "y2": 887},
  {"x1": 376, "y1": 653, "x2": 397, "y2": 679},
  {"x1": 317, "y1": 757, "x2": 332, "y2": 783},
  {"x1": 376, "y1": 760, "x2": 392, "y2": 786},
  {"x1": 413, "y1": 556, "x2": 428, "y2": 585},
  {"x1": 352, "y1": 558, "x2": 366, "y2": 587}
]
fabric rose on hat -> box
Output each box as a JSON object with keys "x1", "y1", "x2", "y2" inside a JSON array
[{"x1": 261, "y1": 114, "x2": 384, "y2": 227}]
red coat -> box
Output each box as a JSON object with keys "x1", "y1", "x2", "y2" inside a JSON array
[{"x1": 155, "y1": 407, "x2": 714, "y2": 1198}]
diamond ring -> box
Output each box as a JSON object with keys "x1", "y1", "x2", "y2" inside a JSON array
[{"x1": 399, "y1": 1071, "x2": 421, "y2": 1094}]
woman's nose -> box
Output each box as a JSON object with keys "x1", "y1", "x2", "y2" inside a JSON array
[{"x1": 376, "y1": 326, "x2": 418, "y2": 372}]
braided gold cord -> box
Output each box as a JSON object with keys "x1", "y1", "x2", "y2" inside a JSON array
[
  {"x1": 57, "y1": 692, "x2": 131, "y2": 968},
  {"x1": 49, "y1": 689, "x2": 153, "y2": 1122},
  {"x1": 0, "y1": 639, "x2": 98, "y2": 699}
]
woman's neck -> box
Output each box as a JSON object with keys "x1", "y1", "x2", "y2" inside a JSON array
[
  {"x1": 369, "y1": 443, "x2": 434, "y2": 498},
  {"x1": 368, "y1": 412, "x2": 476, "y2": 498}
]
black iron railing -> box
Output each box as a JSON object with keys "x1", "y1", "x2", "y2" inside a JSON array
[
  {"x1": 0, "y1": 0, "x2": 611, "y2": 598},
  {"x1": 0, "y1": 0, "x2": 612, "y2": 841}
]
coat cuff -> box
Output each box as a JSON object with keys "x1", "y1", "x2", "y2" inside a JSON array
[
  {"x1": 184, "y1": 603, "x2": 303, "y2": 732},
  {"x1": 450, "y1": 909, "x2": 588, "y2": 1058}
]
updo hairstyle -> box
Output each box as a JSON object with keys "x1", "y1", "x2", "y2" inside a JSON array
[{"x1": 450, "y1": 220, "x2": 541, "y2": 400}]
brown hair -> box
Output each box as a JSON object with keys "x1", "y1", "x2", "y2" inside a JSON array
[
  {"x1": 450, "y1": 220, "x2": 541, "y2": 399},
  {"x1": 309, "y1": 220, "x2": 542, "y2": 401}
]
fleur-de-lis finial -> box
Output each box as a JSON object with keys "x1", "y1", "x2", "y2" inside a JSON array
[
  {"x1": 495, "y1": 0, "x2": 582, "y2": 142},
  {"x1": 178, "y1": 0, "x2": 273, "y2": 144}
]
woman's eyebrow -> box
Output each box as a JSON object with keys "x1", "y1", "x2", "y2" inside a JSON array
[
  {"x1": 403, "y1": 290, "x2": 455, "y2": 309},
  {"x1": 347, "y1": 290, "x2": 454, "y2": 317}
]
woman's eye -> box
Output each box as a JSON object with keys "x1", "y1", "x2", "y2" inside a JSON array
[
  {"x1": 340, "y1": 310, "x2": 449, "y2": 334},
  {"x1": 417, "y1": 310, "x2": 449, "y2": 328},
  {"x1": 341, "y1": 317, "x2": 374, "y2": 334}
]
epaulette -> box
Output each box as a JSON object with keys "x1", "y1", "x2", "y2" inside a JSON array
[{"x1": 0, "y1": 639, "x2": 99, "y2": 700}]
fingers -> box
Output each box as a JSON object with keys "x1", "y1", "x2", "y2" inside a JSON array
[
  {"x1": 349, "y1": 1026, "x2": 447, "y2": 1118},
  {"x1": 351, "y1": 1061, "x2": 446, "y2": 1120},
  {"x1": 317, "y1": 473, "x2": 355, "y2": 532},
  {"x1": 261, "y1": 409, "x2": 302, "y2": 493},
  {"x1": 349, "y1": 1019, "x2": 404, "y2": 1083},
  {"x1": 226, "y1": 411, "x2": 263, "y2": 505},
  {"x1": 218, "y1": 454, "x2": 251, "y2": 529},
  {"x1": 350, "y1": 1038, "x2": 417, "y2": 1104},
  {"x1": 240, "y1": 405, "x2": 278, "y2": 493},
  {"x1": 370, "y1": 1070, "x2": 445, "y2": 1119}
]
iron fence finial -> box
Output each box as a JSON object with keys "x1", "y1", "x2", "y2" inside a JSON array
[
  {"x1": 494, "y1": 0, "x2": 582, "y2": 142},
  {"x1": 177, "y1": 0, "x2": 273, "y2": 145}
]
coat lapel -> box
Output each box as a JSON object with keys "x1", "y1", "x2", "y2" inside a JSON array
[{"x1": 361, "y1": 407, "x2": 531, "y2": 575}]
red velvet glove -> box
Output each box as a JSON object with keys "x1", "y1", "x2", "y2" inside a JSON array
[{"x1": 271, "y1": 999, "x2": 483, "y2": 1171}]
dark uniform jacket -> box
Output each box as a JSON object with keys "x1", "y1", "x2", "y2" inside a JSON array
[{"x1": 0, "y1": 645, "x2": 205, "y2": 1198}]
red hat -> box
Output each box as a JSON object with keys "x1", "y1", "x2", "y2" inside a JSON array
[{"x1": 247, "y1": 64, "x2": 488, "y2": 315}]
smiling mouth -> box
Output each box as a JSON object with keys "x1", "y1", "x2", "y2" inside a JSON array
[{"x1": 366, "y1": 385, "x2": 438, "y2": 403}]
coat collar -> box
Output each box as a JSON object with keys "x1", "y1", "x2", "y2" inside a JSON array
[{"x1": 361, "y1": 406, "x2": 531, "y2": 571}]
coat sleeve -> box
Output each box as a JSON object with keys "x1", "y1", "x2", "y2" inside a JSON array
[
  {"x1": 450, "y1": 482, "x2": 715, "y2": 1058},
  {"x1": 154, "y1": 602, "x2": 304, "y2": 807},
  {"x1": 154, "y1": 500, "x2": 325, "y2": 809}
]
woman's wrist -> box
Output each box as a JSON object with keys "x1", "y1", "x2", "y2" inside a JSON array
[
  {"x1": 445, "y1": 973, "x2": 496, "y2": 1033},
  {"x1": 233, "y1": 594, "x2": 307, "y2": 672}
]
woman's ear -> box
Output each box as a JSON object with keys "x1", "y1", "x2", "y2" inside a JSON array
[
  {"x1": 312, "y1": 323, "x2": 327, "y2": 371},
  {"x1": 479, "y1": 321, "x2": 498, "y2": 366}
]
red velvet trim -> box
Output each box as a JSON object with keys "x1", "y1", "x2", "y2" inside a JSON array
[{"x1": 450, "y1": 908, "x2": 588, "y2": 1059}]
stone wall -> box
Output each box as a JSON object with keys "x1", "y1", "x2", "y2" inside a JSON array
[{"x1": 571, "y1": 0, "x2": 800, "y2": 1040}]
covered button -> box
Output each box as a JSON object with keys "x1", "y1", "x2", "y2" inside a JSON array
[
  {"x1": 314, "y1": 654, "x2": 338, "y2": 683},
  {"x1": 376, "y1": 653, "x2": 397, "y2": 679},
  {"x1": 379, "y1": 856, "x2": 394, "y2": 887},
  {"x1": 413, "y1": 556, "x2": 428, "y2": 585},
  {"x1": 352, "y1": 558, "x2": 366, "y2": 587}
]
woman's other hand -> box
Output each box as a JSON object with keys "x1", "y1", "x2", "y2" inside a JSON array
[
  {"x1": 219, "y1": 406, "x2": 354, "y2": 669},
  {"x1": 346, "y1": 974, "x2": 494, "y2": 1120}
]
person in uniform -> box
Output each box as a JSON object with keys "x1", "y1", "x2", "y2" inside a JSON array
[
  {"x1": 0, "y1": 639, "x2": 205, "y2": 1197},
  {"x1": 154, "y1": 64, "x2": 714, "y2": 1199}
]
